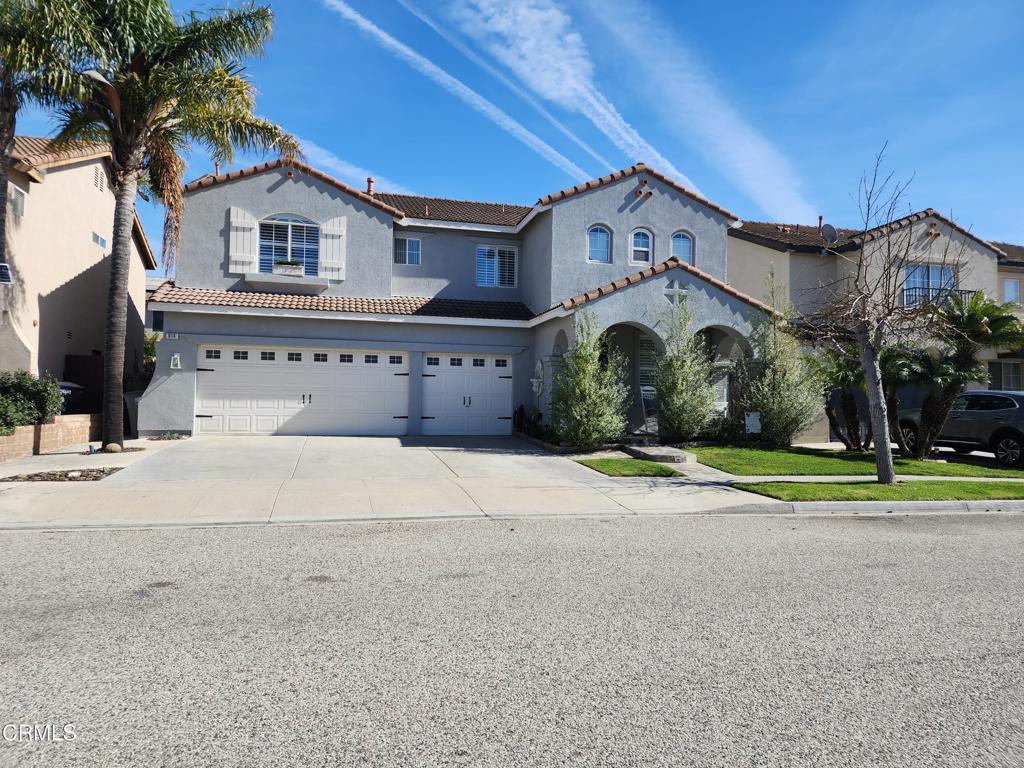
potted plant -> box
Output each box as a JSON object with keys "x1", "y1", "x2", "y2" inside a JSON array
[{"x1": 273, "y1": 259, "x2": 303, "y2": 277}]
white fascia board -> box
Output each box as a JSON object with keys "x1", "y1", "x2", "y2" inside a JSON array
[
  {"x1": 514, "y1": 205, "x2": 548, "y2": 232},
  {"x1": 150, "y1": 300, "x2": 571, "y2": 328},
  {"x1": 149, "y1": 301, "x2": 534, "y2": 328}
]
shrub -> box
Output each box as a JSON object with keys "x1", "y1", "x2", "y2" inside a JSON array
[
  {"x1": 655, "y1": 304, "x2": 716, "y2": 443},
  {"x1": 0, "y1": 370, "x2": 65, "y2": 435},
  {"x1": 551, "y1": 312, "x2": 629, "y2": 451},
  {"x1": 735, "y1": 316, "x2": 821, "y2": 447}
]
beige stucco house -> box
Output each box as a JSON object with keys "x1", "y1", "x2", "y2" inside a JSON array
[{"x1": 1, "y1": 136, "x2": 156, "y2": 401}]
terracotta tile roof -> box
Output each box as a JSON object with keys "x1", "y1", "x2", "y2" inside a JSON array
[
  {"x1": 558, "y1": 257, "x2": 775, "y2": 315},
  {"x1": 10, "y1": 135, "x2": 109, "y2": 170},
  {"x1": 537, "y1": 163, "x2": 738, "y2": 221},
  {"x1": 375, "y1": 192, "x2": 533, "y2": 227},
  {"x1": 994, "y1": 241, "x2": 1024, "y2": 266},
  {"x1": 183, "y1": 158, "x2": 407, "y2": 219},
  {"x1": 148, "y1": 282, "x2": 534, "y2": 321},
  {"x1": 732, "y1": 209, "x2": 1006, "y2": 258}
]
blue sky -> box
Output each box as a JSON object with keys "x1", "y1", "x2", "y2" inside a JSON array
[{"x1": 17, "y1": 0, "x2": 1024, "y2": 271}]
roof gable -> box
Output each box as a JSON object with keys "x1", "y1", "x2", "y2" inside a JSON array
[{"x1": 537, "y1": 163, "x2": 738, "y2": 221}]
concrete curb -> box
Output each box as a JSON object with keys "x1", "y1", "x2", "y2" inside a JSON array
[{"x1": 707, "y1": 500, "x2": 1024, "y2": 515}]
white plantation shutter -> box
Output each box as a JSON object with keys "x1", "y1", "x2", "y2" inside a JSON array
[
  {"x1": 319, "y1": 216, "x2": 347, "y2": 280},
  {"x1": 228, "y1": 206, "x2": 258, "y2": 273}
]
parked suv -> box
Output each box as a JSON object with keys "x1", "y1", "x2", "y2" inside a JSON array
[{"x1": 899, "y1": 390, "x2": 1024, "y2": 466}]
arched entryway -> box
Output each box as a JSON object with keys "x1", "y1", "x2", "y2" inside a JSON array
[{"x1": 600, "y1": 322, "x2": 665, "y2": 434}]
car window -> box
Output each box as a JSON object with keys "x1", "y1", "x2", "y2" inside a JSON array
[
  {"x1": 967, "y1": 395, "x2": 1018, "y2": 411},
  {"x1": 952, "y1": 396, "x2": 970, "y2": 411}
]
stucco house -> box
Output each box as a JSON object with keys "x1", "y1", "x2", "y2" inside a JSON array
[
  {"x1": 1, "y1": 136, "x2": 157, "y2": 403},
  {"x1": 140, "y1": 160, "x2": 771, "y2": 436}
]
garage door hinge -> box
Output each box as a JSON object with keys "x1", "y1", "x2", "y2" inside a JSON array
[
  {"x1": 195, "y1": 414, "x2": 213, "y2": 419},
  {"x1": 196, "y1": 367, "x2": 215, "y2": 372},
  {"x1": 393, "y1": 416, "x2": 408, "y2": 419},
  {"x1": 421, "y1": 416, "x2": 435, "y2": 420},
  {"x1": 498, "y1": 417, "x2": 512, "y2": 420},
  {"x1": 393, "y1": 372, "x2": 410, "y2": 376},
  {"x1": 421, "y1": 374, "x2": 436, "y2": 378},
  {"x1": 498, "y1": 375, "x2": 512, "y2": 379}
]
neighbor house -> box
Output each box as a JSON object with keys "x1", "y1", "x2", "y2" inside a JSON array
[
  {"x1": 140, "y1": 160, "x2": 771, "y2": 436},
  {"x1": 1, "y1": 136, "x2": 157, "y2": 403}
]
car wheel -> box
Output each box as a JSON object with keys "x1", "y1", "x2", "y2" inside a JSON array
[
  {"x1": 900, "y1": 423, "x2": 918, "y2": 452},
  {"x1": 993, "y1": 433, "x2": 1024, "y2": 467}
]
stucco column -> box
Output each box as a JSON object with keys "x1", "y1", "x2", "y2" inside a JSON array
[{"x1": 406, "y1": 350, "x2": 424, "y2": 436}]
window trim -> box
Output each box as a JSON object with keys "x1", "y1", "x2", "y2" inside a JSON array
[
  {"x1": 7, "y1": 181, "x2": 26, "y2": 218},
  {"x1": 670, "y1": 230, "x2": 695, "y2": 265},
  {"x1": 1004, "y1": 277, "x2": 1020, "y2": 305},
  {"x1": 475, "y1": 243, "x2": 518, "y2": 289},
  {"x1": 587, "y1": 225, "x2": 612, "y2": 264},
  {"x1": 393, "y1": 236, "x2": 422, "y2": 266},
  {"x1": 258, "y1": 213, "x2": 320, "y2": 276},
  {"x1": 629, "y1": 228, "x2": 653, "y2": 266}
]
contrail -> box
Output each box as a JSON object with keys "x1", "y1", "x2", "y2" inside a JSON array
[
  {"x1": 321, "y1": 0, "x2": 591, "y2": 182},
  {"x1": 396, "y1": 0, "x2": 615, "y2": 173}
]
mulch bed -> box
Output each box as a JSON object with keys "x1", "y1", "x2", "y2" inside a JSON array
[
  {"x1": 80, "y1": 447, "x2": 146, "y2": 455},
  {"x1": 148, "y1": 434, "x2": 189, "y2": 441},
  {"x1": 1, "y1": 467, "x2": 122, "y2": 482}
]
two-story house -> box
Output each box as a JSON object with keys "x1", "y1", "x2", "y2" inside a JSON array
[
  {"x1": 140, "y1": 160, "x2": 771, "y2": 436},
  {"x1": 1, "y1": 136, "x2": 156, "y2": 406}
]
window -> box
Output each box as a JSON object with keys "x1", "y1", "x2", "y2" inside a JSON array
[
  {"x1": 92, "y1": 232, "x2": 107, "y2": 249},
  {"x1": 233, "y1": 350, "x2": 248, "y2": 361},
  {"x1": 968, "y1": 394, "x2": 1017, "y2": 411},
  {"x1": 426, "y1": 356, "x2": 440, "y2": 366},
  {"x1": 476, "y1": 245, "x2": 517, "y2": 287},
  {"x1": 339, "y1": 353, "x2": 353, "y2": 363},
  {"x1": 472, "y1": 358, "x2": 485, "y2": 367},
  {"x1": 393, "y1": 237, "x2": 421, "y2": 266},
  {"x1": 261, "y1": 351, "x2": 275, "y2": 361},
  {"x1": 1004, "y1": 278, "x2": 1020, "y2": 305},
  {"x1": 364, "y1": 354, "x2": 378, "y2": 364},
  {"x1": 388, "y1": 355, "x2": 403, "y2": 365},
  {"x1": 588, "y1": 226, "x2": 611, "y2": 263},
  {"x1": 495, "y1": 358, "x2": 508, "y2": 368},
  {"x1": 287, "y1": 352, "x2": 302, "y2": 362},
  {"x1": 630, "y1": 229, "x2": 652, "y2": 264},
  {"x1": 990, "y1": 361, "x2": 1023, "y2": 391},
  {"x1": 205, "y1": 349, "x2": 221, "y2": 360},
  {"x1": 671, "y1": 232, "x2": 694, "y2": 264},
  {"x1": 8, "y1": 183, "x2": 25, "y2": 217},
  {"x1": 92, "y1": 165, "x2": 106, "y2": 191},
  {"x1": 904, "y1": 265, "x2": 954, "y2": 304},
  {"x1": 313, "y1": 353, "x2": 328, "y2": 363},
  {"x1": 450, "y1": 357, "x2": 463, "y2": 367},
  {"x1": 258, "y1": 215, "x2": 320, "y2": 276}
]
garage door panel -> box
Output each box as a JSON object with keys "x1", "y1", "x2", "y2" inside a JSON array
[{"x1": 422, "y1": 354, "x2": 512, "y2": 436}]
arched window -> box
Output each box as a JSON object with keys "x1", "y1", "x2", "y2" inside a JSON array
[
  {"x1": 671, "y1": 231, "x2": 694, "y2": 265},
  {"x1": 630, "y1": 229, "x2": 652, "y2": 264},
  {"x1": 588, "y1": 225, "x2": 611, "y2": 263},
  {"x1": 258, "y1": 214, "x2": 319, "y2": 276}
]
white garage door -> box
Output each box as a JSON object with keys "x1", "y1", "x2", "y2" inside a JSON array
[
  {"x1": 195, "y1": 345, "x2": 409, "y2": 435},
  {"x1": 421, "y1": 353, "x2": 513, "y2": 435}
]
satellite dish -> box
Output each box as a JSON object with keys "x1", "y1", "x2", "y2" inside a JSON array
[{"x1": 821, "y1": 223, "x2": 839, "y2": 245}]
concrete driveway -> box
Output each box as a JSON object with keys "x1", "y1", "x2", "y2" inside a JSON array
[{"x1": 0, "y1": 436, "x2": 765, "y2": 528}]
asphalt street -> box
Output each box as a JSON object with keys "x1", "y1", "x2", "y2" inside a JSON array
[{"x1": 1, "y1": 513, "x2": 1022, "y2": 767}]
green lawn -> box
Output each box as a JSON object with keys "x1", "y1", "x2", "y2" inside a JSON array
[
  {"x1": 693, "y1": 446, "x2": 1024, "y2": 478},
  {"x1": 735, "y1": 480, "x2": 1024, "y2": 502},
  {"x1": 576, "y1": 458, "x2": 682, "y2": 477}
]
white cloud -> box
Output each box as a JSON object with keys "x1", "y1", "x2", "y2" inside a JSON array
[
  {"x1": 397, "y1": 0, "x2": 615, "y2": 173},
  {"x1": 321, "y1": 0, "x2": 590, "y2": 182},
  {"x1": 583, "y1": 0, "x2": 818, "y2": 222},
  {"x1": 297, "y1": 136, "x2": 416, "y2": 196},
  {"x1": 448, "y1": 0, "x2": 695, "y2": 188}
]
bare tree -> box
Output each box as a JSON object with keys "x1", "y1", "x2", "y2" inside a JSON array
[{"x1": 798, "y1": 147, "x2": 969, "y2": 484}]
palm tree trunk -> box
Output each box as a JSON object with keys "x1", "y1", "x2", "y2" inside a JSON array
[
  {"x1": 839, "y1": 389, "x2": 863, "y2": 450},
  {"x1": 887, "y1": 390, "x2": 911, "y2": 455},
  {"x1": 0, "y1": 81, "x2": 17, "y2": 265},
  {"x1": 856, "y1": 332, "x2": 896, "y2": 484},
  {"x1": 915, "y1": 383, "x2": 961, "y2": 459},
  {"x1": 102, "y1": 174, "x2": 139, "y2": 448},
  {"x1": 824, "y1": 398, "x2": 853, "y2": 449}
]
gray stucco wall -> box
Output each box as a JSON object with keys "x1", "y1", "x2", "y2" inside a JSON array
[
  {"x1": 390, "y1": 224, "x2": 523, "y2": 301},
  {"x1": 176, "y1": 167, "x2": 395, "y2": 297},
  {"x1": 137, "y1": 310, "x2": 536, "y2": 435},
  {"x1": 547, "y1": 175, "x2": 732, "y2": 310},
  {"x1": 519, "y1": 211, "x2": 554, "y2": 313}
]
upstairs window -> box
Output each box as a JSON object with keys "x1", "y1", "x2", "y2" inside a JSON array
[
  {"x1": 394, "y1": 237, "x2": 421, "y2": 265},
  {"x1": 8, "y1": 183, "x2": 25, "y2": 218},
  {"x1": 630, "y1": 229, "x2": 652, "y2": 264},
  {"x1": 904, "y1": 264, "x2": 955, "y2": 304},
  {"x1": 476, "y1": 245, "x2": 517, "y2": 288},
  {"x1": 258, "y1": 215, "x2": 319, "y2": 276},
  {"x1": 671, "y1": 231, "x2": 694, "y2": 265},
  {"x1": 588, "y1": 226, "x2": 611, "y2": 263},
  {"x1": 1004, "y1": 278, "x2": 1020, "y2": 305}
]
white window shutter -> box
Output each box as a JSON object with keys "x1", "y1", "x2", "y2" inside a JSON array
[
  {"x1": 319, "y1": 216, "x2": 347, "y2": 280},
  {"x1": 228, "y1": 206, "x2": 258, "y2": 273}
]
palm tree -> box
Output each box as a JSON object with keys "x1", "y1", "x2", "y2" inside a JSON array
[
  {"x1": 912, "y1": 292, "x2": 1024, "y2": 458},
  {"x1": 56, "y1": 0, "x2": 297, "y2": 449},
  {"x1": 813, "y1": 348, "x2": 865, "y2": 450},
  {"x1": 879, "y1": 345, "x2": 917, "y2": 455},
  {"x1": 0, "y1": 0, "x2": 91, "y2": 263}
]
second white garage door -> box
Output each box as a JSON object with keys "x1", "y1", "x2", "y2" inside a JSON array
[
  {"x1": 421, "y1": 353, "x2": 513, "y2": 435},
  {"x1": 195, "y1": 345, "x2": 410, "y2": 436}
]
